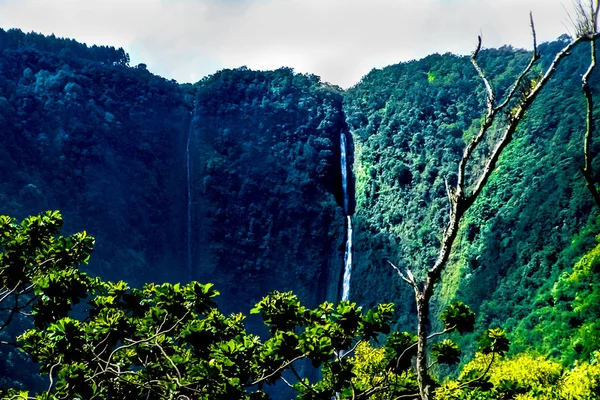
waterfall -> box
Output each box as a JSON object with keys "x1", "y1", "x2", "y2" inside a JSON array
[
  {"x1": 342, "y1": 215, "x2": 353, "y2": 301},
  {"x1": 186, "y1": 111, "x2": 194, "y2": 277},
  {"x1": 340, "y1": 132, "x2": 349, "y2": 214},
  {"x1": 340, "y1": 132, "x2": 353, "y2": 301}
]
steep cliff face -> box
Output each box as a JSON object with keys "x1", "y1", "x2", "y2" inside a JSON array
[
  {"x1": 0, "y1": 30, "x2": 191, "y2": 285},
  {"x1": 0, "y1": 29, "x2": 347, "y2": 316},
  {"x1": 189, "y1": 68, "x2": 347, "y2": 315},
  {"x1": 0, "y1": 30, "x2": 352, "y2": 394}
]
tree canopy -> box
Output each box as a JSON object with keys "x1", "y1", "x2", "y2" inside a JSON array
[{"x1": 0, "y1": 211, "x2": 512, "y2": 399}]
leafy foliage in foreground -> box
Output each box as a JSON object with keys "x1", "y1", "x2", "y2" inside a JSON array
[
  {"x1": 0, "y1": 212, "x2": 390, "y2": 399},
  {"x1": 1, "y1": 212, "x2": 510, "y2": 399},
  {"x1": 2, "y1": 214, "x2": 589, "y2": 400}
]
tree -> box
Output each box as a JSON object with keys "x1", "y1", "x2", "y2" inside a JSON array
[
  {"x1": 387, "y1": 9, "x2": 600, "y2": 399},
  {"x1": 0, "y1": 212, "x2": 507, "y2": 399},
  {"x1": 0, "y1": 211, "x2": 393, "y2": 399},
  {"x1": 0, "y1": 211, "x2": 94, "y2": 338}
]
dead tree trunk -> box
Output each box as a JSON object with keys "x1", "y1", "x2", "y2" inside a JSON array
[
  {"x1": 415, "y1": 291, "x2": 430, "y2": 399},
  {"x1": 579, "y1": 1, "x2": 600, "y2": 207}
]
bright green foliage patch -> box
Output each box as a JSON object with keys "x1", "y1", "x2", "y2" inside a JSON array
[{"x1": 438, "y1": 351, "x2": 600, "y2": 400}]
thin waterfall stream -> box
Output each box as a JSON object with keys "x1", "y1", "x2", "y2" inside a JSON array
[
  {"x1": 186, "y1": 110, "x2": 195, "y2": 277},
  {"x1": 340, "y1": 132, "x2": 353, "y2": 301},
  {"x1": 341, "y1": 215, "x2": 353, "y2": 301}
]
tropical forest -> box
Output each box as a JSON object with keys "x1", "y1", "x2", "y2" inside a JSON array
[{"x1": 3, "y1": 2, "x2": 600, "y2": 399}]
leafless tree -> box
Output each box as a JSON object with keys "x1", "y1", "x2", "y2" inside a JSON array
[{"x1": 388, "y1": 9, "x2": 600, "y2": 399}]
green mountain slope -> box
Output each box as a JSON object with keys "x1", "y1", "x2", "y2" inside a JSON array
[{"x1": 344, "y1": 37, "x2": 600, "y2": 363}]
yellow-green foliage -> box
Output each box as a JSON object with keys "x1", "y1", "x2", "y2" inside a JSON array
[
  {"x1": 557, "y1": 241, "x2": 600, "y2": 289},
  {"x1": 351, "y1": 341, "x2": 387, "y2": 388},
  {"x1": 348, "y1": 341, "x2": 418, "y2": 399},
  {"x1": 436, "y1": 353, "x2": 562, "y2": 399},
  {"x1": 560, "y1": 355, "x2": 600, "y2": 399},
  {"x1": 427, "y1": 71, "x2": 437, "y2": 83},
  {"x1": 350, "y1": 341, "x2": 394, "y2": 400},
  {"x1": 436, "y1": 352, "x2": 600, "y2": 399},
  {"x1": 484, "y1": 353, "x2": 561, "y2": 388}
]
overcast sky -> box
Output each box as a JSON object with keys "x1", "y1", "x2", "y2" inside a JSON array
[{"x1": 0, "y1": 0, "x2": 579, "y2": 88}]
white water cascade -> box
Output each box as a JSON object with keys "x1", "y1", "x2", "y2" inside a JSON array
[
  {"x1": 340, "y1": 132, "x2": 353, "y2": 301},
  {"x1": 341, "y1": 216, "x2": 353, "y2": 301},
  {"x1": 186, "y1": 111, "x2": 194, "y2": 276}
]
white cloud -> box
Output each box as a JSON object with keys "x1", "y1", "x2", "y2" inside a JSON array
[{"x1": 0, "y1": 0, "x2": 573, "y2": 87}]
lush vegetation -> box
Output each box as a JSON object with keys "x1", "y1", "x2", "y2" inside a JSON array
[
  {"x1": 3, "y1": 25, "x2": 600, "y2": 399},
  {"x1": 512, "y1": 239, "x2": 600, "y2": 365},
  {"x1": 0, "y1": 212, "x2": 496, "y2": 399},
  {"x1": 344, "y1": 37, "x2": 600, "y2": 365},
  {"x1": 3, "y1": 213, "x2": 600, "y2": 399}
]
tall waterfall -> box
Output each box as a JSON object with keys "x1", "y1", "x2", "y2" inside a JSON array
[
  {"x1": 341, "y1": 215, "x2": 353, "y2": 301},
  {"x1": 186, "y1": 111, "x2": 194, "y2": 276},
  {"x1": 341, "y1": 132, "x2": 349, "y2": 215},
  {"x1": 340, "y1": 132, "x2": 353, "y2": 301}
]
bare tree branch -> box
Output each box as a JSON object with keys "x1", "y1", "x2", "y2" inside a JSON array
[
  {"x1": 250, "y1": 354, "x2": 306, "y2": 386},
  {"x1": 471, "y1": 35, "x2": 495, "y2": 113},
  {"x1": 582, "y1": 35, "x2": 600, "y2": 207},
  {"x1": 568, "y1": 0, "x2": 599, "y2": 37},
  {"x1": 0, "y1": 282, "x2": 21, "y2": 306},
  {"x1": 290, "y1": 364, "x2": 317, "y2": 394},
  {"x1": 340, "y1": 339, "x2": 363, "y2": 360},
  {"x1": 494, "y1": 14, "x2": 540, "y2": 112},
  {"x1": 470, "y1": 33, "x2": 598, "y2": 204},
  {"x1": 455, "y1": 352, "x2": 496, "y2": 390},
  {"x1": 104, "y1": 311, "x2": 189, "y2": 373},
  {"x1": 386, "y1": 260, "x2": 417, "y2": 289},
  {"x1": 46, "y1": 357, "x2": 62, "y2": 398},
  {"x1": 577, "y1": 0, "x2": 600, "y2": 207}
]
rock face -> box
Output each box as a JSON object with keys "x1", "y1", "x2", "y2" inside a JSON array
[
  {"x1": 189, "y1": 68, "x2": 348, "y2": 316},
  {"x1": 0, "y1": 29, "x2": 348, "y2": 322}
]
